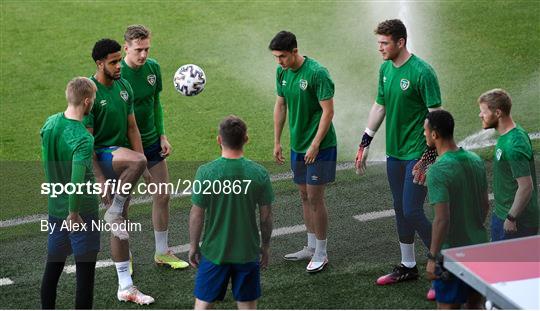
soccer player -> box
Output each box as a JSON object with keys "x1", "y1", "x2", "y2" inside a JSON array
[
  {"x1": 40, "y1": 77, "x2": 99, "y2": 309},
  {"x1": 355, "y1": 19, "x2": 442, "y2": 295},
  {"x1": 84, "y1": 38, "x2": 154, "y2": 305},
  {"x1": 270, "y1": 30, "x2": 336, "y2": 273},
  {"x1": 121, "y1": 24, "x2": 188, "y2": 269},
  {"x1": 189, "y1": 115, "x2": 274, "y2": 309},
  {"x1": 424, "y1": 110, "x2": 489, "y2": 309},
  {"x1": 477, "y1": 89, "x2": 539, "y2": 240}
]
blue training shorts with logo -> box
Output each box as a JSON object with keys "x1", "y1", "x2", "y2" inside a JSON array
[
  {"x1": 291, "y1": 146, "x2": 337, "y2": 185},
  {"x1": 194, "y1": 256, "x2": 261, "y2": 302},
  {"x1": 47, "y1": 213, "x2": 100, "y2": 258},
  {"x1": 95, "y1": 146, "x2": 119, "y2": 180},
  {"x1": 434, "y1": 274, "x2": 475, "y2": 304},
  {"x1": 143, "y1": 139, "x2": 165, "y2": 169}
]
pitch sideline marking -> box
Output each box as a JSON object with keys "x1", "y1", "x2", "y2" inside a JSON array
[{"x1": 0, "y1": 278, "x2": 14, "y2": 286}]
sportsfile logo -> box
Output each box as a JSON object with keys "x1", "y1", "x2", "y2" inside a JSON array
[{"x1": 41, "y1": 179, "x2": 253, "y2": 197}]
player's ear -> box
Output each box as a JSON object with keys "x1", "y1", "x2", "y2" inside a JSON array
[
  {"x1": 244, "y1": 135, "x2": 249, "y2": 145},
  {"x1": 292, "y1": 48, "x2": 298, "y2": 55},
  {"x1": 217, "y1": 135, "x2": 221, "y2": 145}
]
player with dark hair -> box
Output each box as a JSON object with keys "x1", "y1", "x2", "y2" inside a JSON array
[
  {"x1": 189, "y1": 115, "x2": 274, "y2": 309},
  {"x1": 355, "y1": 19, "x2": 442, "y2": 298},
  {"x1": 40, "y1": 77, "x2": 99, "y2": 309},
  {"x1": 424, "y1": 110, "x2": 489, "y2": 309},
  {"x1": 84, "y1": 38, "x2": 154, "y2": 305},
  {"x1": 121, "y1": 24, "x2": 188, "y2": 270},
  {"x1": 270, "y1": 30, "x2": 337, "y2": 273},
  {"x1": 477, "y1": 88, "x2": 538, "y2": 240}
]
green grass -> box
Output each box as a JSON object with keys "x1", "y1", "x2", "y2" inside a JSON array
[
  {"x1": 1, "y1": 1, "x2": 540, "y2": 309},
  {"x1": 1, "y1": 1, "x2": 539, "y2": 162}
]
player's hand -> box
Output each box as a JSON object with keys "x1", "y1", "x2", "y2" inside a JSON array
[
  {"x1": 355, "y1": 132, "x2": 373, "y2": 175},
  {"x1": 503, "y1": 219, "x2": 518, "y2": 233},
  {"x1": 160, "y1": 136, "x2": 172, "y2": 158},
  {"x1": 188, "y1": 247, "x2": 201, "y2": 268},
  {"x1": 426, "y1": 259, "x2": 438, "y2": 280},
  {"x1": 260, "y1": 246, "x2": 270, "y2": 270},
  {"x1": 65, "y1": 212, "x2": 84, "y2": 231},
  {"x1": 273, "y1": 143, "x2": 285, "y2": 165},
  {"x1": 304, "y1": 144, "x2": 319, "y2": 165},
  {"x1": 412, "y1": 147, "x2": 437, "y2": 186}
]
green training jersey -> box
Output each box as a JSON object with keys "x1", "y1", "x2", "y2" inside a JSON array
[
  {"x1": 191, "y1": 157, "x2": 274, "y2": 264},
  {"x1": 121, "y1": 58, "x2": 164, "y2": 148},
  {"x1": 493, "y1": 125, "x2": 539, "y2": 227},
  {"x1": 276, "y1": 56, "x2": 337, "y2": 153},
  {"x1": 83, "y1": 77, "x2": 134, "y2": 149},
  {"x1": 427, "y1": 148, "x2": 488, "y2": 249},
  {"x1": 41, "y1": 113, "x2": 99, "y2": 218},
  {"x1": 376, "y1": 54, "x2": 442, "y2": 160}
]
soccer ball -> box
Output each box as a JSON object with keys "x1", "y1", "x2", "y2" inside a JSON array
[{"x1": 173, "y1": 64, "x2": 206, "y2": 96}]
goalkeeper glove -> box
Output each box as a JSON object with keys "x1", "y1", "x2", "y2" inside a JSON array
[
  {"x1": 355, "y1": 131, "x2": 374, "y2": 175},
  {"x1": 412, "y1": 147, "x2": 438, "y2": 185}
]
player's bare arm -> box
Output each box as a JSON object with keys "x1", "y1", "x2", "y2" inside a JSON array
[
  {"x1": 188, "y1": 204, "x2": 205, "y2": 268},
  {"x1": 355, "y1": 102, "x2": 386, "y2": 174},
  {"x1": 259, "y1": 204, "x2": 273, "y2": 269},
  {"x1": 505, "y1": 175, "x2": 534, "y2": 232},
  {"x1": 427, "y1": 202, "x2": 450, "y2": 280},
  {"x1": 273, "y1": 95, "x2": 286, "y2": 164},
  {"x1": 304, "y1": 98, "x2": 334, "y2": 165}
]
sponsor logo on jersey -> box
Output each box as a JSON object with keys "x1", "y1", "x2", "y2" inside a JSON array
[
  {"x1": 299, "y1": 79, "x2": 308, "y2": 91},
  {"x1": 120, "y1": 91, "x2": 129, "y2": 102},
  {"x1": 147, "y1": 74, "x2": 156, "y2": 86},
  {"x1": 496, "y1": 148, "x2": 503, "y2": 161},
  {"x1": 100, "y1": 100, "x2": 107, "y2": 106},
  {"x1": 282, "y1": 80, "x2": 287, "y2": 86},
  {"x1": 400, "y1": 79, "x2": 410, "y2": 91}
]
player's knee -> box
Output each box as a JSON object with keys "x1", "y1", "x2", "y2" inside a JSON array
[{"x1": 154, "y1": 192, "x2": 170, "y2": 207}]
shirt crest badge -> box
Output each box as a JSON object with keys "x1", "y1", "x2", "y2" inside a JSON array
[
  {"x1": 400, "y1": 79, "x2": 410, "y2": 91},
  {"x1": 147, "y1": 74, "x2": 156, "y2": 86},
  {"x1": 299, "y1": 79, "x2": 308, "y2": 91},
  {"x1": 120, "y1": 90, "x2": 129, "y2": 102},
  {"x1": 496, "y1": 148, "x2": 503, "y2": 161}
]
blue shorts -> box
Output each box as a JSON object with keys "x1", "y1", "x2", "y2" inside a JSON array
[
  {"x1": 144, "y1": 139, "x2": 165, "y2": 169},
  {"x1": 291, "y1": 146, "x2": 337, "y2": 185},
  {"x1": 194, "y1": 256, "x2": 261, "y2": 302},
  {"x1": 95, "y1": 146, "x2": 119, "y2": 180},
  {"x1": 434, "y1": 274, "x2": 474, "y2": 304},
  {"x1": 47, "y1": 213, "x2": 100, "y2": 259}
]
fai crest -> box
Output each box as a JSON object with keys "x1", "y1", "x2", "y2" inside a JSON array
[
  {"x1": 400, "y1": 79, "x2": 410, "y2": 91},
  {"x1": 147, "y1": 74, "x2": 156, "y2": 86},
  {"x1": 496, "y1": 148, "x2": 503, "y2": 161},
  {"x1": 299, "y1": 79, "x2": 308, "y2": 91},
  {"x1": 120, "y1": 90, "x2": 129, "y2": 102}
]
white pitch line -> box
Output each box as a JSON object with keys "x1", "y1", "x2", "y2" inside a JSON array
[
  {"x1": 0, "y1": 278, "x2": 14, "y2": 286},
  {"x1": 354, "y1": 209, "x2": 395, "y2": 222}
]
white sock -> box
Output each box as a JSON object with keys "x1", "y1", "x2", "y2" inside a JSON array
[
  {"x1": 400, "y1": 242, "x2": 416, "y2": 268},
  {"x1": 307, "y1": 232, "x2": 316, "y2": 250},
  {"x1": 115, "y1": 260, "x2": 133, "y2": 290},
  {"x1": 109, "y1": 195, "x2": 127, "y2": 214},
  {"x1": 154, "y1": 230, "x2": 169, "y2": 255},
  {"x1": 315, "y1": 239, "x2": 327, "y2": 257}
]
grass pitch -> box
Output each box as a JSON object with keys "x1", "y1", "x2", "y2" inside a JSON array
[{"x1": 0, "y1": 0, "x2": 539, "y2": 309}]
